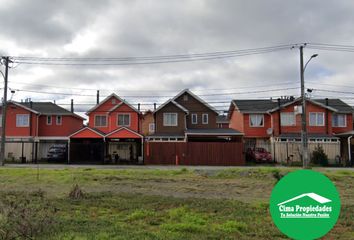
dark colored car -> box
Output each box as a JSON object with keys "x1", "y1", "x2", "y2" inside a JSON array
[
  {"x1": 246, "y1": 147, "x2": 272, "y2": 163},
  {"x1": 47, "y1": 144, "x2": 67, "y2": 162}
]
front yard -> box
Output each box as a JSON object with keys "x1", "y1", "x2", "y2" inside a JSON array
[{"x1": 0, "y1": 167, "x2": 353, "y2": 239}]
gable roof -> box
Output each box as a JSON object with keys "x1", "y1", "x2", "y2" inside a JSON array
[
  {"x1": 154, "y1": 99, "x2": 189, "y2": 113},
  {"x1": 105, "y1": 127, "x2": 143, "y2": 139},
  {"x1": 69, "y1": 127, "x2": 105, "y2": 138},
  {"x1": 86, "y1": 93, "x2": 139, "y2": 114},
  {"x1": 216, "y1": 115, "x2": 229, "y2": 123},
  {"x1": 231, "y1": 99, "x2": 281, "y2": 113},
  {"x1": 108, "y1": 101, "x2": 140, "y2": 114},
  {"x1": 230, "y1": 98, "x2": 353, "y2": 114},
  {"x1": 314, "y1": 99, "x2": 353, "y2": 113},
  {"x1": 8, "y1": 101, "x2": 84, "y2": 119},
  {"x1": 173, "y1": 89, "x2": 219, "y2": 114}
]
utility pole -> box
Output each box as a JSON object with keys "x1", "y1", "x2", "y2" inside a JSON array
[
  {"x1": 300, "y1": 46, "x2": 308, "y2": 168},
  {"x1": 0, "y1": 56, "x2": 10, "y2": 166}
]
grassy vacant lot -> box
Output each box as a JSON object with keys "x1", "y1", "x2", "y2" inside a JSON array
[{"x1": 0, "y1": 167, "x2": 353, "y2": 239}]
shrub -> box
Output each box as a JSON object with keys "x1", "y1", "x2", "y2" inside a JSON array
[
  {"x1": 0, "y1": 193, "x2": 56, "y2": 240},
  {"x1": 69, "y1": 184, "x2": 85, "y2": 199},
  {"x1": 311, "y1": 145, "x2": 329, "y2": 166}
]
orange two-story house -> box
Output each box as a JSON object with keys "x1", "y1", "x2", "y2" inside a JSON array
[
  {"x1": 69, "y1": 93, "x2": 143, "y2": 163},
  {"x1": 0, "y1": 101, "x2": 84, "y2": 162},
  {"x1": 228, "y1": 97, "x2": 353, "y2": 163}
]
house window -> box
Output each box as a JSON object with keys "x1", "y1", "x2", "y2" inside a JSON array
[
  {"x1": 94, "y1": 115, "x2": 107, "y2": 127},
  {"x1": 0, "y1": 114, "x2": 2, "y2": 127},
  {"x1": 192, "y1": 114, "x2": 198, "y2": 124},
  {"x1": 309, "y1": 112, "x2": 324, "y2": 126},
  {"x1": 249, "y1": 114, "x2": 264, "y2": 127},
  {"x1": 163, "y1": 113, "x2": 178, "y2": 126},
  {"x1": 149, "y1": 123, "x2": 155, "y2": 133},
  {"x1": 47, "y1": 116, "x2": 52, "y2": 125},
  {"x1": 56, "y1": 116, "x2": 62, "y2": 125},
  {"x1": 280, "y1": 112, "x2": 295, "y2": 126},
  {"x1": 16, "y1": 114, "x2": 30, "y2": 127},
  {"x1": 332, "y1": 114, "x2": 346, "y2": 127},
  {"x1": 202, "y1": 114, "x2": 208, "y2": 124},
  {"x1": 183, "y1": 94, "x2": 188, "y2": 101},
  {"x1": 118, "y1": 114, "x2": 130, "y2": 126},
  {"x1": 112, "y1": 99, "x2": 116, "y2": 104}
]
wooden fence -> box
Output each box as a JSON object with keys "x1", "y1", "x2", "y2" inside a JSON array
[
  {"x1": 274, "y1": 142, "x2": 340, "y2": 164},
  {"x1": 144, "y1": 142, "x2": 244, "y2": 166}
]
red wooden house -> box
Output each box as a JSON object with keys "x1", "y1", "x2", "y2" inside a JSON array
[
  {"x1": 228, "y1": 97, "x2": 353, "y2": 163},
  {"x1": 69, "y1": 93, "x2": 143, "y2": 163},
  {"x1": 0, "y1": 101, "x2": 84, "y2": 162}
]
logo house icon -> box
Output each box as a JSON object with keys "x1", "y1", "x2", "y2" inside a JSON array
[
  {"x1": 277, "y1": 193, "x2": 332, "y2": 206},
  {"x1": 277, "y1": 192, "x2": 333, "y2": 219}
]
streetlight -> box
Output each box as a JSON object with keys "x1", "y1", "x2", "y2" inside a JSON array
[{"x1": 300, "y1": 46, "x2": 318, "y2": 169}]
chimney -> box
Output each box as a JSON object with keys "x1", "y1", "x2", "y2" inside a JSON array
[
  {"x1": 154, "y1": 103, "x2": 156, "y2": 110},
  {"x1": 71, "y1": 99, "x2": 74, "y2": 113},
  {"x1": 53, "y1": 100, "x2": 56, "y2": 104},
  {"x1": 30, "y1": 101, "x2": 33, "y2": 109},
  {"x1": 278, "y1": 98, "x2": 281, "y2": 135},
  {"x1": 138, "y1": 103, "x2": 140, "y2": 112},
  {"x1": 325, "y1": 98, "x2": 329, "y2": 134},
  {"x1": 96, "y1": 90, "x2": 100, "y2": 105}
]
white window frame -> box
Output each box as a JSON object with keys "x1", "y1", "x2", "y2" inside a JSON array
[
  {"x1": 47, "y1": 115, "x2": 52, "y2": 125},
  {"x1": 191, "y1": 114, "x2": 198, "y2": 124},
  {"x1": 332, "y1": 114, "x2": 347, "y2": 127},
  {"x1": 309, "y1": 112, "x2": 325, "y2": 126},
  {"x1": 280, "y1": 112, "x2": 295, "y2": 126},
  {"x1": 249, "y1": 114, "x2": 264, "y2": 127},
  {"x1": 117, "y1": 113, "x2": 131, "y2": 127},
  {"x1": 0, "y1": 114, "x2": 2, "y2": 127},
  {"x1": 16, "y1": 114, "x2": 30, "y2": 127},
  {"x1": 94, "y1": 115, "x2": 108, "y2": 127},
  {"x1": 163, "y1": 113, "x2": 178, "y2": 126},
  {"x1": 149, "y1": 123, "x2": 155, "y2": 133},
  {"x1": 56, "y1": 115, "x2": 62, "y2": 125},
  {"x1": 202, "y1": 113, "x2": 208, "y2": 124}
]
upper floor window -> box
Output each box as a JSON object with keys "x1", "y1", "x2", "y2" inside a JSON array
[
  {"x1": 118, "y1": 114, "x2": 130, "y2": 126},
  {"x1": 56, "y1": 115, "x2": 62, "y2": 125},
  {"x1": 192, "y1": 114, "x2": 198, "y2": 124},
  {"x1": 16, "y1": 114, "x2": 29, "y2": 127},
  {"x1": 183, "y1": 94, "x2": 188, "y2": 101},
  {"x1": 149, "y1": 123, "x2": 155, "y2": 133},
  {"x1": 94, "y1": 115, "x2": 107, "y2": 127},
  {"x1": 249, "y1": 114, "x2": 264, "y2": 127},
  {"x1": 309, "y1": 112, "x2": 324, "y2": 126},
  {"x1": 47, "y1": 116, "x2": 52, "y2": 125},
  {"x1": 163, "y1": 113, "x2": 178, "y2": 126},
  {"x1": 0, "y1": 114, "x2": 2, "y2": 127},
  {"x1": 112, "y1": 99, "x2": 116, "y2": 104},
  {"x1": 202, "y1": 114, "x2": 208, "y2": 124},
  {"x1": 281, "y1": 112, "x2": 295, "y2": 126},
  {"x1": 332, "y1": 114, "x2": 346, "y2": 127}
]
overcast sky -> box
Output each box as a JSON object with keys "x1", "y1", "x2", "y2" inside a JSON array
[{"x1": 1, "y1": 0, "x2": 354, "y2": 116}]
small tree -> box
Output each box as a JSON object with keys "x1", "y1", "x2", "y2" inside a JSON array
[{"x1": 311, "y1": 145, "x2": 329, "y2": 166}]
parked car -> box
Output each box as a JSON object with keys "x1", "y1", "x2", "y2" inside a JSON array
[
  {"x1": 47, "y1": 144, "x2": 67, "y2": 162},
  {"x1": 246, "y1": 147, "x2": 272, "y2": 163}
]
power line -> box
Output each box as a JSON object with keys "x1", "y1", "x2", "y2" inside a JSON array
[
  {"x1": 8, "y1": 80, "x2": 297, "y2": 93},
  {"x1": 8, "y1": 87, "x2": 300, "y2": 98},
  {"x1": 10, "y1": 45, "x2": 293, "y2": 66}
]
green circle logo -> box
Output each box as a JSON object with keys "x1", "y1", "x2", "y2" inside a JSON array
[{"x1": 270, "y1": 170, "x2": 341, "y2": 240}]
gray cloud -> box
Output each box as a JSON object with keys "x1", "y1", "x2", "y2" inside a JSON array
[{"x1": 1, "y1": 0, "x2": 354, "y2": 114}]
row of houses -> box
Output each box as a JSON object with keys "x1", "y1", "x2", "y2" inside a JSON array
[{"x1": 0, "y1": 89, "x2": 353, "y2": 165}]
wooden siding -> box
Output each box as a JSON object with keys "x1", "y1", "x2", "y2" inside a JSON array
[
  {"x1": 144, "y1": 142, "x2": 245, "y2": 166},
  {"x1": 155, "y1": 102, "x2": 186, "y2": 135},
  {"x1": 174, "y1": 92, "x2": 217, "y2": 129}
]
